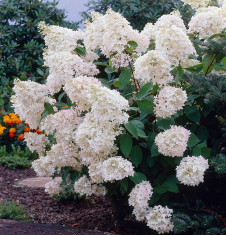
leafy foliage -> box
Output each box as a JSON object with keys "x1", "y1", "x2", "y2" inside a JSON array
[
  {"x1": 0, "y1": 145, "x2": 38, "y2": 169},
  {"x1": 0, "y1": 199, "x2": 30, "y2": 221},
  {"x1": 0, "y1": 0, "x2": 78, "y2": 111}
]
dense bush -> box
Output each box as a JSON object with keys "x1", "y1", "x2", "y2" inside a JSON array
[
  {"x1": 10, "y1": 0, "x2": 226, "y2": 234},
  {"x1": 0, "y1": 0, "x2": 78, "y2": 111},
  {"x1": 0, "y1": 199, "x2": 30, "y2": 221},
  {"x1": 0, "y1": 145, "x2": 38, "y2": 169}
]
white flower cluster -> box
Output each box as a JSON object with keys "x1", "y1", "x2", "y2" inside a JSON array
[
  {"x1": 128, "y1": 181, "x2": 153, "y2": 221},
  {"x1": 40, "y1": 108, "x2": 82, "y2": 143},
  {"x1": 76, "y1": 84, "x2": 129, "y2": 165},
  {"x1": 45, "y1": 177, "x2": 62, "y2": 196},
  {"x1": 11, "y1": 79, "x2": 51, "y2": 129},
  {"x1": 44, "y1": 51, "x2": 99, "y2": 94},
  {"x1": 64, "y1": 76, "x2": 102, "y2": 111},
  {"x1": 176, "y1": 156, "x2": 209, "y2": 186},
  {"x1": 155, "y1": 24, "x2": 196, "y2": 66},
  {"x1": 154, "y1": 86, "x2": 187, "y2": 118},
  {"x1": 155, "y1": 126, "x2": 191, "y2": 157},
  {"x1": 24, "y1": 132, "x2": 49, "y2": 155},
  {"x1": 101, "y1": 156, "x2": 134, "y2": 182},
  {"x1": 181, "y1": 0, "x2": 211, "y2": 9},
  {"x1": 74, "y1": 176, "x2": 107, "y2": 197},
  {"x1": 146, "y1": 205, "x2": 174, "y2": 234},
  {"x1": 84, "y1": 9, "x2": 149, "y2": 68},
  {"x1": 188, "y1": 7, "x2": 225, "y2": 39},
  {"x1": 39, "y1": 22, "x2": 84, "y2": 52},
  {"x1": 32, "y1": 156, "x2": 55, "y2": 177},
  {"x1": 134, "y1": 50, "x2": 174, "y2": 86}
]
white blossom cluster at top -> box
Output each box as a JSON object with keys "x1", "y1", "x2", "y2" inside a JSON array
[{"x1": 10, "y1": 2, "x2": 225, "y2": 234}]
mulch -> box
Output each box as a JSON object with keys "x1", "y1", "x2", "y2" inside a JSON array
[{"x1": 0, "y1": 165, "x2": 152, "y2": 235}]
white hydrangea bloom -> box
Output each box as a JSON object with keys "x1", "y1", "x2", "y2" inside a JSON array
[
  {"x1": 181, "y1": 0, "x2": 211, "y2": 9},
  {"x1": 88, "y1": 163, "x2": 104, "y2": 183},
  {"x1": 176, "y1": 156, "x2": 209, "y2": 186},
  {"x1": 11, "y1": 79, "x2": 51, "y2": 129},
  {"x1": 32, "y1": 156, "x2": 55, "y2": 177},
  {"x1": 64, "y1": 76, "x2": 102, "y2": 111},
  {"x1": 154, "y1": 86, "x2": 187, "y2": 118},
  {"x1": 146, "y1": 205, "x2": 174, "y2": 234},
  {"x1": 39, "y1": 22, "x2": 84, "y2": 52},
  {"x1": 46, "y1": 74, "x2": 63, "y2": 95},
  {"x1": 87, "y1": 84, "x2": 129, "y2": 125},
  {"x1": 101, "y1": 156, "x2": 134, "y2": 182},
  {"x1": 222, "y1": 0, "x2": 226, "y2": 17},
  {"x1": 74, "y1": 176, "x2": 107, "y2": 196},
  {"x1": 141, "y1": 23, "x2": 155, "y2": 41},
  {"x1": 24, "y1": 132, "x2": 49, "y2": 155},
  {"x1": 45, "y1": 141, "x2": 82, "y2": 171},
  {"x1": 40, "y1": 108, "x2": 82, "y2": 143},
  {"x1": 188, "y1": 7, "x2": 225, "y2": 39},
  {"x1": 76, "y1": 114, "x2": 121, "y2": 165},
  {"x1": 155, "y1": 25, "x2": 196, "y2": 66},
  {"x1": 45, "y1": 177, "x2": 62, "y2": 196},
  {"x1": 154, "y1": 14, "x2": 186, "y2": 32},
  {"x1": 155, "y1": 126, "x2": 191, "y2": 157},
  {"x1": 44, "y1": 51, "x2": 99, "y2": 85},
  {"x1": 129, "y1": 181, "x2": 153, "y2": 221},
  {"x1": 134, "y1": 50, "x2": 174, "y2": 86}
]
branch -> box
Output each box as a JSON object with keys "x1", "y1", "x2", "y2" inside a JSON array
[{"x1": 205, "y1": 55, "x2": 216, "y2": 77}]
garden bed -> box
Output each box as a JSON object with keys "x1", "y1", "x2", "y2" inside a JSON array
[{"x1": 0, "y1": 165, "x2": 154, "y2": 235}]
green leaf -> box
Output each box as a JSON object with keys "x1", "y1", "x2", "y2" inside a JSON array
[
  {"x1": 94, "y1": 61, "x2": 108, "y2": 66},
  {"x1": 196, "y1": 126, "x2": 209, "y2": 141},
  {"x1": 120, "y1": 134, "x2": 132, "y2": 157},
  {"x1": 44, "y1": 102, "x2": 55, "y2": 114},
  {"x1": 105, "y1": 66, "x2": 115, "y2": 74},
  {"x1": 129, "y1": 120, "x2": 144, "y2": 129},
  {"x1": 37, "y1": 68, "x2": 44, "y2": 76},
  {"x1": 223, "y1": 57, "x2": 226, "y2": 68},
  {"x1": 0, "y1": 98, "x2": 3, "y2": 106},
  {"x1": 151, "y1": 143, "x2": 160, "y2": 157},
  {"x1": 74, "y1": 46, "x2": 86, "y2": 56},
  {"x1": 149, "y1": 192, "x2": 160, "y2": 205},
  {"x1": 152, "y1": 83, "x2": 159, "y2": 95},
  {"x1": 130, "y1": 172, "x2": 147, "y2": 184},
  {"x1": 192, "y1": 141, "x2": 207, "y2": 156},
  {"x1": 187, "y1": 133, "x2": 200, "y2": 148},
  {"x1": 58, "y1": 92, "x2": 66, "y2": 102},
  {"x1": 125, "y1": 122, "x2": 138, "y2": 139},
  {"x1": 155, "y1": 185, "x2": 170, "y2": 194},
  {"x1": 157, "y1": 118, "x2": 175, "y2": 130},
  {"x1": 137, "y1": 100, "x2": 154, "y2": 116},
  {"x1": 137, "y1": 129, "x2": 147, "y2": 138},
  {"x1": 147, "y1": 156, "x2": 156, "y2": 168},
  {"x1": 201, "y1": 147, "x2": 211, "y2": 158},
  {"x1": 120, "y1": 178, "x2": 128, "y2": 195},
  {"x1": 130, "y1": 145, "x2": 143, "y2": 167},
  {"x1": 175, "y1": 65, "x2": 183, "y2": 84},
  {"x1": 119, "y1": 68, "x2": 132, "y2": 89},
  {"x1": 136, "y1": 82, "x2": 152, "y2": 100},
  {"x1": 148, "y1": 133, "x2": 157, "y2": 151},
  {"x1": 128, "y1": 40, "x2": 138, "y2": 49},
  {"x1": 185, "y1": 106, "x2": 201, "y2": 122}
]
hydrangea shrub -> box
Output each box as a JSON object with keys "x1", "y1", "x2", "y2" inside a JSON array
[{"x1": 11, "y1": 1, "x2": 226, "y2": 234}]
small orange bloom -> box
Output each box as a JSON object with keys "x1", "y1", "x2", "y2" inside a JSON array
[
  {"x1": 36, "y1": 129, "x2": 42, "y2": 134},
  {"x1": 9, "y1": 133, "x2": 15, "y2": 138},
  {"x1": 17, "y1": 134, "x2": 24, "y2": 141},
  {"x1": 24, "y1": 127, "x2": 30, "y2": 132},
  {"x1": 25, "y1": 122, "x2": 29, "y2": 126},
  {"x1": 9, "y1": 128, "x2": 16, "y2": 134},
  {"x1": 7, "y1": 120, "x2": 14, "y2": 125}
]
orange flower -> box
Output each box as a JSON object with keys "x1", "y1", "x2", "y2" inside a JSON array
[
  {"x1": 9, "y1": 133, "x2": 15, "y2": 138},
  {"x1": 9, "y1": 128, "x2": 16, "y2": 134},
  {"x1": 25, "y1": 122, "x2": 29, "y2": 126},
  {"x1": 36, "y1": 129, "x2": 42, "y2": 134},
  {"x1": 24, "y1": 127, "x2": 30, "y2": 132},
  {"x1": 17, "y1": 134, "x2": 24, "y2": 141},
  {"x1": 61, "y1": 105, "x2": 69, "y2": 109},
  {"x1": 7, "y1": 120, "x2": 14, "y2": 125}
]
